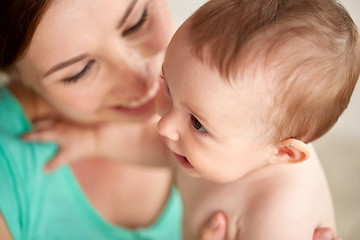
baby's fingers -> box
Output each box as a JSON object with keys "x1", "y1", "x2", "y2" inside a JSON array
[
  {"x1": 43, "y1": 152, "x2": 68, "y2": 173},
  {"x1": 43, "y1": 144, "x2": 94, "y2": 173},
  {"x1": 22, "y1": 129, "x2": 59, "y2": 143},
  {"x1": 33, "y1": 118, "x2": 57, "y2": 131},
  {"x1": 43, "y1": 146, "x2": 84, "y2": 173}
]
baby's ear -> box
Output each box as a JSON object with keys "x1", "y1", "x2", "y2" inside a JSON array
[{"x1": 269, "y1": 138, "x2": 310, "y2": 164}]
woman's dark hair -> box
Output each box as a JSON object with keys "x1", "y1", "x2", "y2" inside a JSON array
[{"x1": 0, "y1": 0, "x2": 50, "y2": 72}]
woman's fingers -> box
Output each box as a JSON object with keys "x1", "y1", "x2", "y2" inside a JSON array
[{"x1": 199, "y1": 211, "x2": 227, "y2": 240}]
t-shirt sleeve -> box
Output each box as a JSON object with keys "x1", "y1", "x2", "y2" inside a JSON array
[{"x1": 0, "y1": 134, "x2": 57, "y2": 238}]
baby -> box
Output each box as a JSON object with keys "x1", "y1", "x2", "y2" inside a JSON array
[{"x1": 156, "y1": 0, "x2": 359, "y2": 239}]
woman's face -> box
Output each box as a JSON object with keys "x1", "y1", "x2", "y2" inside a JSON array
[{"x1": 16, "y1": 0, "x2": 174, "y2": 123}]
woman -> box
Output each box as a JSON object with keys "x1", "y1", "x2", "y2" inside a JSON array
[{"x1": 0, "y1": 0, "x2": 339, "y2": 239}]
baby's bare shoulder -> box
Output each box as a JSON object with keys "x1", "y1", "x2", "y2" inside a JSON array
[{"x1": 233, "y1": 165, "x2": 332, "y2": 239}]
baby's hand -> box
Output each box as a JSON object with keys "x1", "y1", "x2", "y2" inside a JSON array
[{"x1": 22, "y1": 118, "x2": 99, "y2": 172}]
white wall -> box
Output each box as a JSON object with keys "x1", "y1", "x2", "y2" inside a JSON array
[{"x1": 334, "y1": 0, "x2": 360, "y2": 140}]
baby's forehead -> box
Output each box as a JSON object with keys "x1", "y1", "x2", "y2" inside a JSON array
[{"x1": 183, "y1": 21, "x2": 310, "y2": 77}]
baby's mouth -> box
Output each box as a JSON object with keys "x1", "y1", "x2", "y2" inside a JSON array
[{"x1": 174, "y1": 153, "x2": 194, "y2": 169}]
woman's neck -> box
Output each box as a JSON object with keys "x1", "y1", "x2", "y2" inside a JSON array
[{"x1": 8, "y1": 81, "x2": 59, "y2": 123}]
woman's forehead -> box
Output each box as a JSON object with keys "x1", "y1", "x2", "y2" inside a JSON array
[{"x1": 22, "y1": 0, "x2": 135, "y2": 74}]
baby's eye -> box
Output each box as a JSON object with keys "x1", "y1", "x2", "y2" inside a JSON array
[{"x1": 191, "y1": 115, "x2": 207, "y2": 133}]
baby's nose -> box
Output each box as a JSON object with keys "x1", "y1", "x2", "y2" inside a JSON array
[{"x1": 157, "y1": 112, "x2": 180, "y2": 141}]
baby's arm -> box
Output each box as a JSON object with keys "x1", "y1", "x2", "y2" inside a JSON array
[{"x1": 22, "y1": 116, "x2": 171, "y2": 171}]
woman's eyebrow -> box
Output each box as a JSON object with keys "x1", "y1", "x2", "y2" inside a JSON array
[
  {"x1": 42, "y1": 0, "x2": 138, "y2": 78},
  {"x1": 43, "y1": 53, "x2": 89, "y2": 77},
  {"x1": 117, "y1": 0, "x2": 139, "y2": 29}
]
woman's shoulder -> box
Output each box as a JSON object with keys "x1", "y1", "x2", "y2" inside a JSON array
[
  {"x1": 0, "y1": 85, "x2": 31, "y2": 135},
  {"x1": 0, "y1": 133, "x2": 57, "y2": 176}
]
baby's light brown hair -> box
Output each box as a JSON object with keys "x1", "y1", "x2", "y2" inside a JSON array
[{"x1": 184, "y1": 0, "x2": 360, "y2": 143}]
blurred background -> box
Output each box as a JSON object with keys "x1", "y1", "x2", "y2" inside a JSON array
[{"x1": 167, "y1": 0, "x2": 360, "y2": 239}]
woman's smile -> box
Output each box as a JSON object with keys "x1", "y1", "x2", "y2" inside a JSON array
[{"x1": 109, "y1": 79, "x2": 161, "y2": 114}]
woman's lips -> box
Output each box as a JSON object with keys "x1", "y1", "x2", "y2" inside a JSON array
[{"x1": 174, "y1": 153, "x2": 194, "y2": 169}]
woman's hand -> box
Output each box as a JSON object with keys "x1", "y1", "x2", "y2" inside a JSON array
[{"x1": 199, "y1": 211, "x2": 341, "y2": 240}]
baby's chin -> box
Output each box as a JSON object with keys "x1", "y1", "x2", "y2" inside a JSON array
[
  {"x1": 177, "y1": 162, "x2": 203, "y2": 179},
  {"x1": 182, "y1": 167, "x2": 224, "y2": 182}
]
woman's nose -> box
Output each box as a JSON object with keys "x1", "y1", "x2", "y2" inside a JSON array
[
  {"x1": 107, "y1": 48, "x2": 152, "y2": 96},
  {"x1": 112, "y1": 64, "x2": 149, "y2": 96},
  {"x1": 157, "y1": 109, "x2": 180, "y2": 142}
]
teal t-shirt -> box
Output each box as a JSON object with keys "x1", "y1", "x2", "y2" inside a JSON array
[{"x1": 0, "y1": 86, "x2": 182, "y2": 240}]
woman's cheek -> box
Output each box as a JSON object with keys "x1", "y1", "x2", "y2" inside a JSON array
[
  {"x1": 146, "y1": 5, "x2": 174, "y2": 54},
  {"x1": 155, "y1": 85, "x2": 172, "y2": 117},
  {"x1": 48, "y1": 89, "x2": 101, "y2": 114}
]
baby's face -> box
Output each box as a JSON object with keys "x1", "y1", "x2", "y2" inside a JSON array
[{"x1": 157, "y1": 28, "x2": 276, "y2": 183}]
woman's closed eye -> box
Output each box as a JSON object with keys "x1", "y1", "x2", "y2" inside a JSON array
[
  {"x1": 123, "y1": 7, "x2": 148, "y2": 36},
  {"x1": 191, "y1": 115, "x2": 207, "y2": 134},
  {"x1": 62, "y1": 60, "x2": 95, "y2": 84}
]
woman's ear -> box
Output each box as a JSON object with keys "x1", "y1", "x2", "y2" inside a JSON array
[{"x1": 269, "y1": 138, "x2": 310, "y2": 165}]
